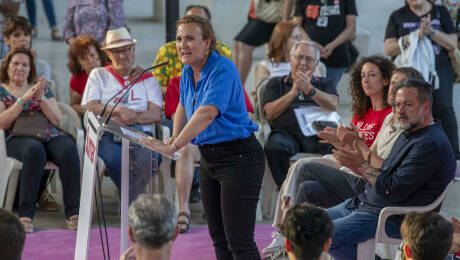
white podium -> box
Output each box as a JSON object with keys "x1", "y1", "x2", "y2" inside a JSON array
[{"x1": 74, "y1": 112, "x2": 177, "y2": 260}]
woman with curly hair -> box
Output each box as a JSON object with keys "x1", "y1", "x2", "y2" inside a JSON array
[{"x1": 348, "y1": 55, "x2": 395, "y2": 147}]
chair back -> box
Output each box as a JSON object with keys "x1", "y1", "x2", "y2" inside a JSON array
[{"x1": 256, "y1": 78, "x2": 270, "y2": 125}]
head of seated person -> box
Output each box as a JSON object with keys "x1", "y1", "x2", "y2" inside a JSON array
[
  {"x1": 389, "y1": 67, "x2": 424, "y2": 107},
  {"x1": 279, "y1": 203, "x2": 333, "y2": 260},
  {"x1": 102, "y1": 27, "x2": 136, "y2": 77},
  {"x1": 268, "y1": 21, "x2": 300, "y2": 64},
  {"x1": 0, "y1": 209, "x2": 25, "y2": 260},
  {"x1": 68, "y1": 35, "x2": 106, "y2": 77},
  {"x1": 350, "y1": 55, "x2": 395, "y2": 118},
  {"x1": 124, "y1": 194, "x2": 178, "y2": 260},
  {"x1": 184, "y1": 4, "x2": 211, "y2": 20},
  {"x1": 400, "y1": 211, "x2": 453, "y2": 260},
  {"x1": 3, "y1": 15, "x2": 33, "y2": 50}
]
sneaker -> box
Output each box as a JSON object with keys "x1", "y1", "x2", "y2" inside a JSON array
[
  {"x1": 38, "y1": 190, "x2": 61, "y2": 211},
  {"x1": 51, "y1": 27, "x2": 63, "y2": 41},
  {"x1": 262, "y1": 231, "x2": 285, "y2": 255}
]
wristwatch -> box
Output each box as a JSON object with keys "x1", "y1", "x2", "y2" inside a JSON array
[
  {"x1": 16, "y1": 97, "x2": 25, "y2": 107},
  {"x1": 306, "y1": 87, "x2": 317, "y2": 98}
]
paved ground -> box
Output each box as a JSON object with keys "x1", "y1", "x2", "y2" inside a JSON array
[{"x1": 17, "y1": 0, "x2": 460, "y2": 255}]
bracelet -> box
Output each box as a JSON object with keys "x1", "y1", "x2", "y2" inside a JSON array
[
  {"x1": 306, "y1": 87, "x2": 317, "y2": 98},
  {"x1": 16, "y1": 97, "x2": 25, "y2": 107}
]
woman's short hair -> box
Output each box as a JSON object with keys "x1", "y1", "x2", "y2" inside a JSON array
[
  {"x1": 349, "y1": 55, "x2": 395, "y2": 119},
  {"x1": 176, "y1": 15, "x2": 216, "y2": 55},
  {"x1": 267, "y1": 21, "x2": 298, "y2": 63},
  {"x1": 2, "y1": 15, "x2": 32, "y2": 39},
  {"x1": 0, "y1": 47, "x2": 37, "y2": 84},
  {"x1": 67, "y1": 35, "x2": 106, "y2": 75}
]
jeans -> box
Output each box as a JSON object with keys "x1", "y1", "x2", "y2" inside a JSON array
[
  {"x1": 199, "y1": 134, "x2": 265, "y2": 260},
  {"x1": 433, "y1": 66, "x2": 460, "y2": 159},
  {"x1": 98, "y1": 127, "x2": 154, "y2": 192},
  {"x1": 326, "y1": 199, "x2": 401, "y2": 260},
  {"x1": 264, "y1": 128, "x2": 333, "y2": 188},
  {"x1": 7, "y1": 135, "x2": 80, "y2": 219},
  {"x1": 25, "y1": 0, "x2": 57, "y2": 28},
  {"x1": 326, "y1": 67, "x2": 347, "y2": 88},
  {"x1": 295, "y1": 162, "x2": 365, "y2": 207}
]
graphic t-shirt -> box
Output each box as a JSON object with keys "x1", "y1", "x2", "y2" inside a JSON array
[
  {"x1": 385, "y1": 4, "x2": 455, "y2": 69},
  {"x1": 351, "y1": 106, "x2": 392, "y2": 147},
  {"x1": 294, "y1": 0, "x2": 358, "y2": 68}
]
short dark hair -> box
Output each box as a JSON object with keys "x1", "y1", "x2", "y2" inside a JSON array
[
  {"x1": 400, "y1": 211, "x2": 453, "y2": 260},
  {"x1": 279, "y1": 203, "x2": 333, "y2": 260},
  {"x1": 0, "y1": 209, "x2": 25, "y2": 260},
  {"x1": 0, "y1": 47, "x2": 37, "y2": 84},
  {"x1": 392, "y1": 67, "x2": 424, "y2": 80},
  {"x1": 395, "y1": 78, "x2": 433, "y2": 106},
  {"x1": 2, "y1": 15, "x2": 32, "y2": 40},
  {"x1": 184, "y1": 5, "x2": 211, "y2": 20}
]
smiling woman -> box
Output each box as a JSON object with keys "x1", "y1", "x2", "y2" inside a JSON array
[{"x1": 144, "y1": 15, "x2": 265, "y2": 260}]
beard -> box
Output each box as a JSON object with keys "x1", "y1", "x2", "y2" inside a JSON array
[{"x1": 395, "y1": 115, "x2": 420, "y2": 131}]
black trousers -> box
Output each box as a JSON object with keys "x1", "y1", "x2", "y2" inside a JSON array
[
  {"x1": 295, "y1": 162, "x2": 366, "y2": 208},
  {"x1": 199, "y1": 134, "x2": 265, "y2": 260},
  {"x1": 433, "y1": 66, "x2": 460, "y2": 159},
  {"x1": 264, "y1": 127, "x2": 333, "y2": 188},
  {"x1": 6, "y1": 135, "x2": 81, "y2": 219}
]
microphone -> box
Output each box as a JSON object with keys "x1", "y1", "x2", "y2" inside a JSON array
[{"x1": 99, "y1": 61, "x2": 168, "y2": 121}]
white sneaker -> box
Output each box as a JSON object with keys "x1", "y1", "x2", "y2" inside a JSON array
[{"x1": 262, "y1": 231, "x2": 285, "y2": 255}]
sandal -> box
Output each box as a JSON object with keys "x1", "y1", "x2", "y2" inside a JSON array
[
  {"x1": 67, "y1": 215, "x2": 78, "y2": 230},
  {"x1": 51, "y1": 27, "x2": 63, "y2": 41},
  {"x1": 177, "y1": 212, "x2": 190, "y2": 233},
  {"x1": 19, "y1": 217, "x2": 34, "y2": 233}
]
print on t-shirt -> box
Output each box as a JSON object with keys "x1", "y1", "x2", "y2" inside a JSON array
[
  {"x1": 306, "y1": 3, "x2": 341, "y2": 27},
  {"x1": 355, "y1": 121, "x2": 377, "y2": 143}
]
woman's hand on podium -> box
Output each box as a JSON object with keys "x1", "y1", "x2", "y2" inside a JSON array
[{"x1": 140, "y1": 136, "x2": 177, "y2": 156}]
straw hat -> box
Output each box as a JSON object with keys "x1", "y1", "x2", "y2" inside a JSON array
[{"x1": 101, "y1": 27, "x2": 137, "y2": 50}]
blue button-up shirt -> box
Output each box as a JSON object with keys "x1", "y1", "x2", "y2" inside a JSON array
[
  {"x1": 350, "y1": 122, "x2": 455, "y2": 222},
  {"x1": 179, "y1": 51, "x2": 258, "y2": 145}
]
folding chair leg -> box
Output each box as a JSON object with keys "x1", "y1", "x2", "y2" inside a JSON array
[{"x1": 4, "y1": 170, "x2": 20, "y2": 211}]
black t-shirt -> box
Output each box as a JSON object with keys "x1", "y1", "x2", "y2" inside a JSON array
[
  {"x1": 262, "y1": 75, "x2": 338, "y2": 130},
  {"x1": 294, "y1": 0, "x2": 358, "y2": 68},
  {"x1": 385, "y1": 4, "x2": 455, "y2": 69}
]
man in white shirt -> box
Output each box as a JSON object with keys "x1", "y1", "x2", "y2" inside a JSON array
[{"x1": 82, "y1": 27, "x2": 162, "y2": 191}]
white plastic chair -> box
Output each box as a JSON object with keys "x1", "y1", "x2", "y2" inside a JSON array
[{"x1": 357, "y1": 180, "x2": 454, "y2": 260}]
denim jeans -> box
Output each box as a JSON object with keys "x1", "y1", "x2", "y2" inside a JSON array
[
  {"x1": 25, "y1": 0, "x2": 57, "y2": 28},
  {"x1": 199, "y1": 134, "x2": 265, "y2": 260},
  {"x1": 326, "y1": 199, "x2": 401, "y2": 260},
  {"x1": 326, "y1": 67, "x2": 347, "y2": 88}
]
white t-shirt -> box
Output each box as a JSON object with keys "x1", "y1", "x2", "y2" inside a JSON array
[
  {"x1": 259, "y1": 60, "x2": 291, "y2": 78},
  {"x1": 81, "y1": 67, "x2": 162, "y2": 132}
]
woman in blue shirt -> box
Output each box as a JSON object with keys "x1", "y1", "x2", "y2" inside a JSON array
[{"x1": 147, "y1": 15, "x2": 265, "y2": 259}]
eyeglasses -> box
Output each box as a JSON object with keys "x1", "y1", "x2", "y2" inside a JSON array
[
  {"x1": 108, "y1": 46, "x2": 134, "y2": 55},
  {"x1": 292, "y1": 54, "x2": 317, "y2": 64}
]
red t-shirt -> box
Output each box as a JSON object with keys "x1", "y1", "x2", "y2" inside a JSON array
[
  {"x1": 164, "y1": 76, "x2": 254, "y2": 120},
  {"x1": 69, "y1": 71, "x2": 88, "y2": 96},
  {"x1": 351, "y1": 107, "x2": 392, "y2": 147}
]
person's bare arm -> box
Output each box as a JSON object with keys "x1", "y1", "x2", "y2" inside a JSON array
[
  {"x1": 40, "y1": 97, "x2": 64, "y2": 126},
  {"x1": 135, "y1": 102, "x2": 161, "y2": 124},
  {"x1": 322, "y1": 15, "x2": 356, "y2": 58},
  {"x1": 293, "y1": 16, "x2": 312, "y2": 41},
  {"x1": 310, "y1": 89, "x2": 339, "y2": 111},
  {"x1": 172, "y1": 104, "x2": 187, "y2": 138},
  {"x1": 0, "y1": 101, "x2": 22, "y2": 130},
  {"x1": 264, "y1": 89, "x2": 298, "y2": 120},
  {"x1": 70, "y1": 89, "x2": 86, "y2": 115},
  {"x1": 384, "y1": 37, "x2": 401, "y2": 57},
  {"x1": 86, "y1": 100, "x2": 137, "y2": 125},
  {"x1": 283, "y1": 0, "x2": 294, "y2": 21},
  {"x1": 356, "y1": 140, "x2": 385, "y2": 169},
  {"x1": 430, "y1": 31, "x2": 457, "y2": 51},
  {"x1": 254, "y1": 64, "x2": 270, "y2": 95}
]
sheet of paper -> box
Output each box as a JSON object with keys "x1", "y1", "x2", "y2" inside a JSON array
[{"x1": 294, "y1": 106, "x2": 342, "y2": 136}]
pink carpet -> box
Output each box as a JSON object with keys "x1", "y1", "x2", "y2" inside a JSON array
[{"x1": 22, "y1": 225, "x2": 277, "y2": 260}]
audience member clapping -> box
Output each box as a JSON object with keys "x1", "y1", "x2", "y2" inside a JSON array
[
  {"x1": 278, "y1": 203, "x2": 332, "y2": 260},
  {"x1": 0, "y1": 48, "x2": 81, "y2": 233},
  {"x1": 0, "y1": 208, "x2": 25, "y2": 260},
  {"x1": 119, "y1": 194, "x2": 178, "y2": 260},
  {"x1": 67, "y1": 35, "x2": 107, "y2": 115}
]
